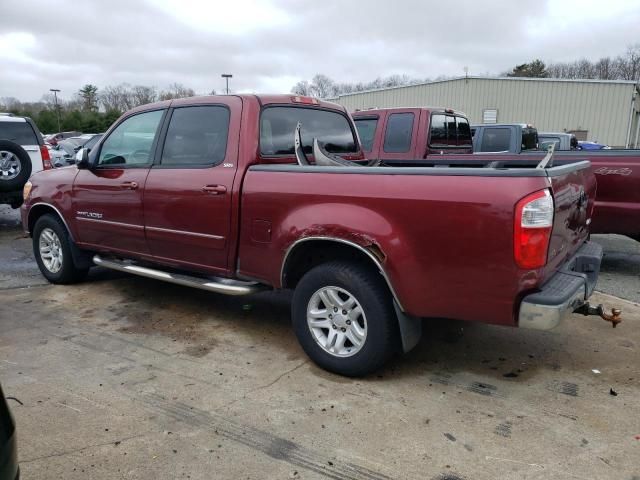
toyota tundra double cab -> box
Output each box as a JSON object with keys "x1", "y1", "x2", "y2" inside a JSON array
[{"x1": 21, "y1": 94, "x2": 610, "y2": 376}]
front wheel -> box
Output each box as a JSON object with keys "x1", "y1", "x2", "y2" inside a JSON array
[
  {"x1": 292, "y1": 261, "x2": 399, "y2": 376},
  {"x1": 33, "y1": 214, "x2": 89, "y2": 284}
]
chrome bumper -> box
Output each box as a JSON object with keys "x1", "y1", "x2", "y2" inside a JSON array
[{"x1": 518, "y1": 242, "x2": 602, "y2": 330}]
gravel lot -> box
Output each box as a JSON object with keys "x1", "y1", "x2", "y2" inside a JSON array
[{"x1": 1, "y1": 205, "x2": 639, "y2": 480}]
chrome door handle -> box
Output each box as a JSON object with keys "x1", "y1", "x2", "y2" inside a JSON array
[
  {"x1": 202, "y1": 185, "x2": 227, "y2": 194},
  {"x1": 121, "y1": 181, "x2": 139, "y2": 190}
]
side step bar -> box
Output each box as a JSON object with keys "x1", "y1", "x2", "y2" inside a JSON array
[{"x1": 93, "y1": 255, "x2": 263, "y2": 296}]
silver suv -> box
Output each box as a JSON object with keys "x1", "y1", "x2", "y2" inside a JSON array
[{"x1": 0, "y1": 114, "x2": 51, "y2": 208}]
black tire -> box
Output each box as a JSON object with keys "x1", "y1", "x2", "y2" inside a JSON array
[
  {"x1": 0, "y1": 140, "x2": 32, "y2": 193},
  {"x1": 292, "y1": 261, "x2": 399, "y2": 376},
  {"x1": 32, "y1": 214, "x2": 89, "y2": 284}
]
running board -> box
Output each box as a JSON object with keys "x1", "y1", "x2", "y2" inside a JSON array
[{"x1": 93, "y1": 255, "x2": 263, "y2": 296}]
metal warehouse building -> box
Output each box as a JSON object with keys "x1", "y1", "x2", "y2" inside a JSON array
[{"x1": 328, "y1": 77, "x2": 640, "y2": 148}]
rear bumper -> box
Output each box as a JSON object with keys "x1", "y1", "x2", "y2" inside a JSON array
[{"x1": 518, "y1": 241, "x2": 602, "y2": 330}]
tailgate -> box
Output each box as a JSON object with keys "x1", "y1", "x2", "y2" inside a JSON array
[{"x1": 544, "y1": 162, "x2": 596, "y2": 275}]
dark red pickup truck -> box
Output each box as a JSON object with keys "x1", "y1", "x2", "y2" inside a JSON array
[
  {"x1": 22, "y1": 94, "x2": 610, "y2": 376},
  {"x1": 358, "y1": 108, "x2": 640, "y2": 241}
]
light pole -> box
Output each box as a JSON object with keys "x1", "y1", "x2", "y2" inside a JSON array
[
  {"x1": 49, "y1": 88, "x2": 61, "y2": 132},
  {"x1": 221, "y1": 74, "x2": 232, "y2": 94}
]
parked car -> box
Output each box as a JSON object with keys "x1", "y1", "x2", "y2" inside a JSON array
[
  {"x1": 67, "y1": 134, "x2": 101, "y2": 151},
  {"x1": 44, "y1": 131, "x2": 81, "y2": 146},
  {"x1": 578, "y1": 141, "x2": 611, "y2": 150},
  {"x1": 22, "y1": 94, "x2": 607, "y2": 376},
  {"x1": 0, "y1": 382, "x2": 19, "y2": 480},
  {"x1": 471, "y1": 123, "x2": 539, "y2": 153},
  {"x1": 49, "y1": 140, "x2": 79, "y2": 167},
  {"x1": 352, "y1": 107, "x2": 473, "y2": 159},
  {"x1": 538, "y1": 132, "x2": 578, "y2": 151},
  {"x1": 74, "y1": 134, "x2": 104, "y2": 162},
  {"x1": 0, "y1": 114, "x2": 51, "y2": 208}
]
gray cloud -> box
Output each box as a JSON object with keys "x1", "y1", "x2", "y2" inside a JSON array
[{"x1": 1, "y1": 0, "x2": 638, "y2": 102}]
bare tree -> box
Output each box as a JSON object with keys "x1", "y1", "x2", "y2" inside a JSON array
[
  {"x1": 310, "y1": 74, "x2": 336, "y2": 98},
  {"x1": 158, "y1": 83, "x2": 195, "y2": 100},
  {"x1": 99, "y1": 84, "x2": 134, "y2": 112},
  {"x1": 291, "y1": 80, "x2": 313, "y2": 96},
  {"x1": 130, "y1": 85, "x2": 157, "y2": 107},
  {"x1": 292, "y1": 74, "x2": 432, "y2": 98}
]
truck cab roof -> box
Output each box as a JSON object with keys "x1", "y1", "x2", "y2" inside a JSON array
[
  {"x1": 126, "y1": 94, "x2": 348, "y2": 115},
  {"x1": 353, "y1": 107, "x2": 468, "y2": 117}
]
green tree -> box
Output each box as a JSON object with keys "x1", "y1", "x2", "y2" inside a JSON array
[
  {"x1": 60, "y1": 110, "x2": 82, "y2": 130},
  {"x1": 78, "y1": 84, "x2": 99, "y2": 112},
  {"x1": 35, "y1": 110, "x2": 58, "y2": 133},
  {"x1": 506, "y1": 59, "x2": 549, "y2": 78}
]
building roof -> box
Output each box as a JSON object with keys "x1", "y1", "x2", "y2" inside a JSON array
[{"x1": 326, "y1": 76, "x2": 640, "y2": 100}]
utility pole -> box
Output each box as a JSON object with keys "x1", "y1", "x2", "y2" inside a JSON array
[
  {"x1": 221, "y1": 74, "x2": 233, "y2": 94},
  {"x1": 50, "y1": 88, "x2": 61, "y2": 132}
]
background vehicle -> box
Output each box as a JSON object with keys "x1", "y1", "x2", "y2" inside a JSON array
[
  {"x1": 375, "y1": 110, "x2": 640, "y2": 242},
  {"x1": 74, "y1": 134, "x2": 104, "y2": 162},
  {"x1": 538, "y1": 132, "x2": 578, "y2": 150},
  {"x1": 471, "y1": 123, "x2": 539, "y2": 153},
  {"x1": 0, "y1": 115, "x2": 51, "y2": 207},
  {"x1": 578, "y1": 140, "x2": 611, "y2": 150},
  {"x1": 49, "y1": 140, "x2": 79, "y2": 167},
  {"x1": 44, "y1": 131, "x2": 81, "y2": 146},
  {"x1": 67, "y1": 134, "x2": 100, "y2": 152},
  {"x1": 0, "y1": 382, "x2": 19, "y2": 480},
  {"x1": 352, "y1": 107, "x2": 473, "y2": 160},
  {"x1": 22, "y1": 94, "x2": 602, "y2": 376}
]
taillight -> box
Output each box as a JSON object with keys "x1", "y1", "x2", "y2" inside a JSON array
[
  {"x1": 514, "y1": 189, "x2": 554, "y2": 269},
  {"x1": 40, "y1": 145, "x2": 52, "y2": 170}
]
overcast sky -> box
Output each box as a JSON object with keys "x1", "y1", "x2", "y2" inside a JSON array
[{"x1": 1, "y1": 0, "x2": 639, "y2": 102}]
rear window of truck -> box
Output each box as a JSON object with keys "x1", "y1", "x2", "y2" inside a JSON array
[
  {"x1": 0, "y1": 121, "x2": 38, "y2": 145},
  {"x1": 260, "y1": 107, "x2": 357, "y2": 155},
  {"x1": 479, "y1": 127, "x2": 511, "y2": 152},
  {"x1": 354, "y1": 117, "x2": 378, "y2": 152},
  {"x1": 429, "y1": 114, "x2": 472, "y2": 147}
]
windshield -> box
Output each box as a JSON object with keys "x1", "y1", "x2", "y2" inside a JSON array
[{"x1": 260, "y1": 107, "x2": 357, "y2": 155}]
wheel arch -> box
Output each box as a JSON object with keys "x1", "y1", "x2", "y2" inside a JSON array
[
  {"x1": 28, "y1": 203, "x2": 75, "y2": 241},
  {"x1": 280, "y1": 236, "x2": 404, "y2": 311}
]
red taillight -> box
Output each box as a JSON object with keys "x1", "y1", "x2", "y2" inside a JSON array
[
  {"x1": 40, "y1": 145, "x2": 52, "y2": 170},
  {"x1": 514, "y1": 189, "x2": 554, "y2": 269}
]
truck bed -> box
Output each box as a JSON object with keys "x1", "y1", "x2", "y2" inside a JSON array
[{"x1": 239, "y1": 158, "x2": 595, "y2": 326}]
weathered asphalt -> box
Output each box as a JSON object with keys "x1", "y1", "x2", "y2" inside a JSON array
[{"x1": 1, "y1": 204, "x2": 639, "y2": 480}]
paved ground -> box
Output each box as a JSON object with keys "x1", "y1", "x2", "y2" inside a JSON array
[{"x1": 1, "y1": 205, "x2": 639, "y2": 480}]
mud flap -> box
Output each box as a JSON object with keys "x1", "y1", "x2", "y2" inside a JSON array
[{"x1": 394, "y1": 300, "x2": 422, "y2": 353}]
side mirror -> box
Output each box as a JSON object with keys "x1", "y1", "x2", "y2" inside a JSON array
[{"x1": 77, "y1": 148, "x2": 90, "y2": 169}]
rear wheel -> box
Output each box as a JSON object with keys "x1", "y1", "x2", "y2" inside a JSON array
[
  {"x1": 33, "y1": 214, "x2": 89, "y2": 284},
  {"x1": 0, "y1": 140, "x2": 32, "y2": 193},
  {"x1": 292, "y1": 261, "x2": 399, "y2": 376}
]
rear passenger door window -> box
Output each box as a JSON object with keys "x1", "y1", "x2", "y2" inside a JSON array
[
  {"x1": 160, "y1": 106, "x2": 230, "y2": 167},
  {"x1": 383, "y1": 113, "x2": 414, "y2": 153}
]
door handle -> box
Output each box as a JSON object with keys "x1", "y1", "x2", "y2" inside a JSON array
[
  {"x1": 202, "y1": 185, "x2": 227, "y2": 194},
  {"x1": 121, "y1": 181, "x2": 139, "y2": 190}
]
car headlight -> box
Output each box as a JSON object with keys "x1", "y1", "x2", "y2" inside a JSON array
[{"x1": 23, "y1": 181, "x2": 33, "y2": 200}]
